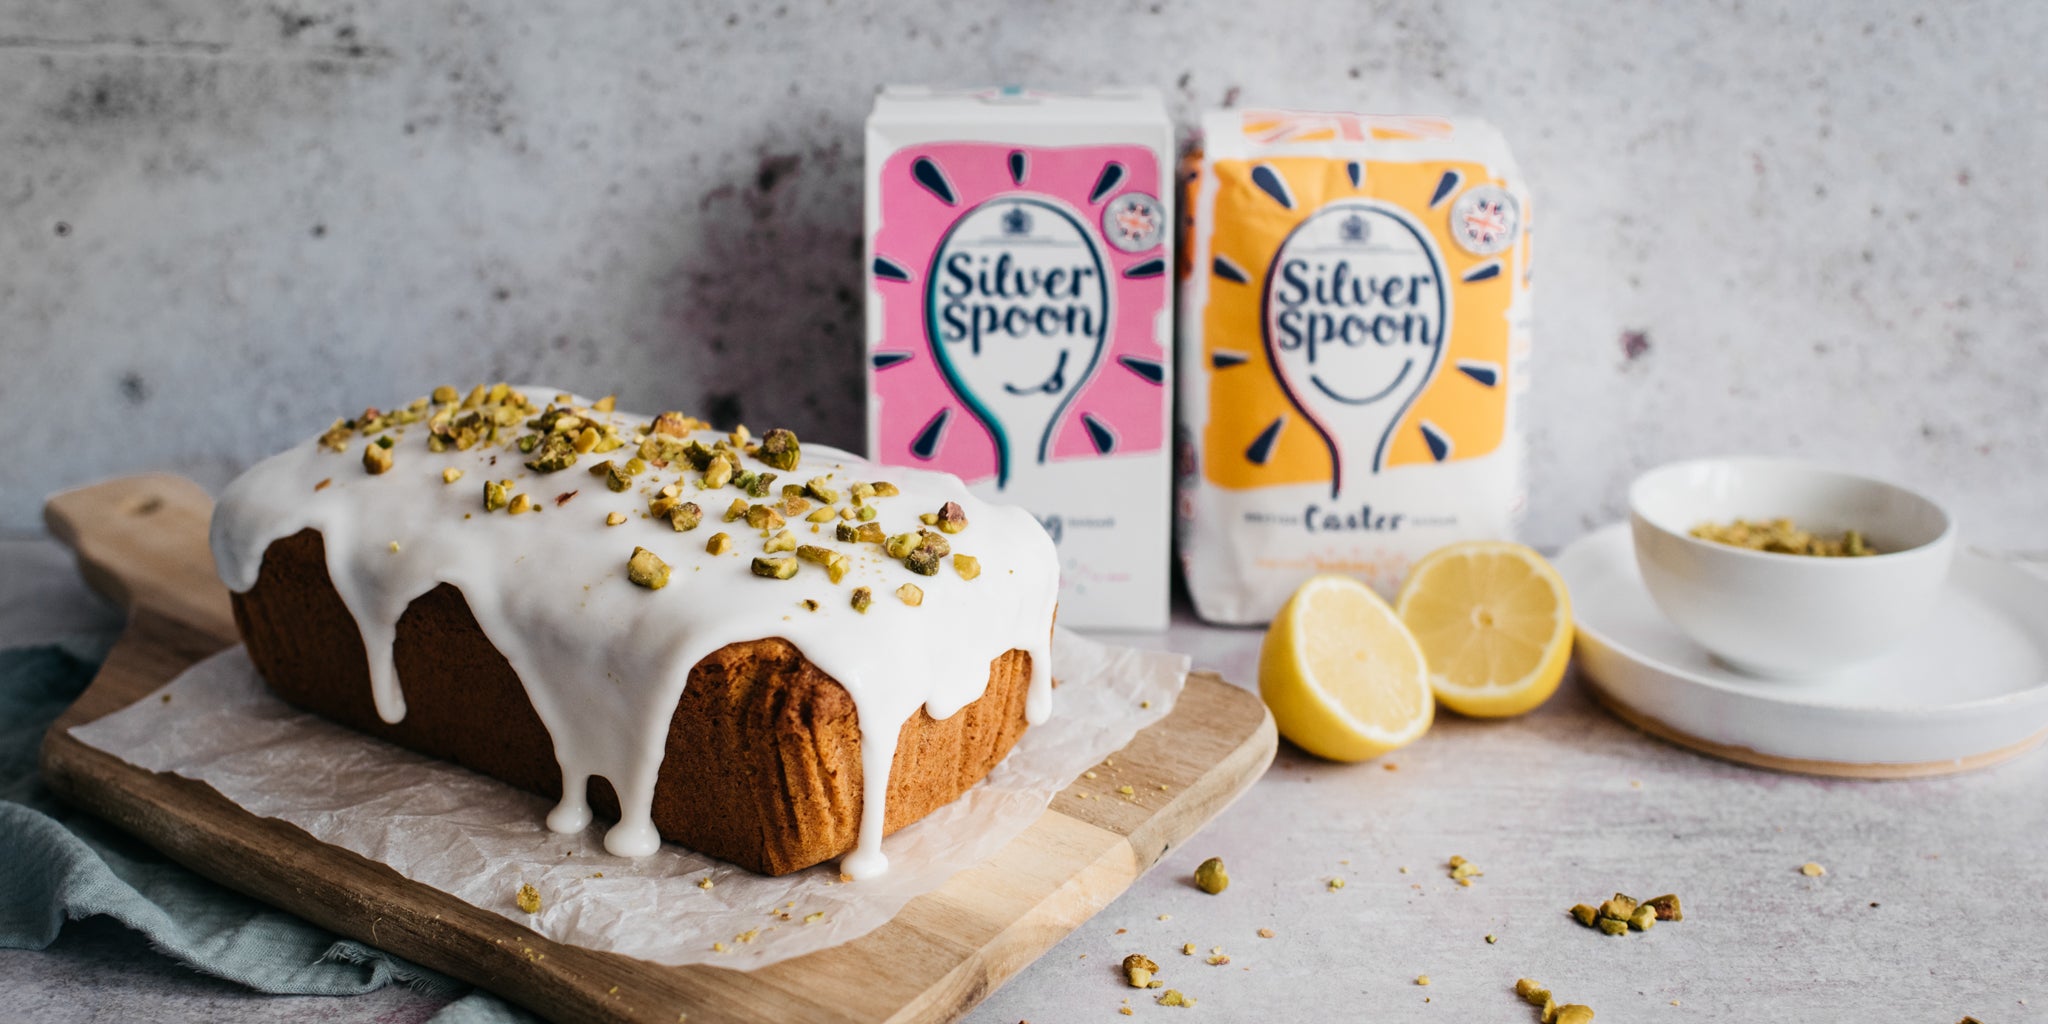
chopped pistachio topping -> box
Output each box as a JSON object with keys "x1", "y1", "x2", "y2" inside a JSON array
[
  {"x1": 441, "y1": 466, "x2": 463, "y2": 484},
  {"x1": 627, "y1": 546, "x2": 670, "y2": 589},
  {"x1": 919, "y1": 512, "x2": 938, "y2": 526},
  {"x1": 953, "y1": 554, "x2": 981, "y2": 580},
  {"x1": 670, "y1": 501, "x2": 703, "y2": 532},
  {"x1": 751, "y1": 556, "x2": 798, "y2": 580},
  {"x1": 804, "y1": 477, "x2": 840, "y2": 504},
  {"x1": 1121, "y1": 954, "x2": 1158, "y2": 988},
  {"x1": 649, "y1": 484, "x2": 682, "y2": 519},
  {"x1": 572, "y1": 427, "x2": 600, "y2": 454},
  {"x1": 1801, "y1": 862, "x2": 1826, "y2": 877},
  {"x1": 431, "y1": 385, "x2": 460, "y2": 404},
  {"x1": 1155, "y1": 990, "x2": 1193, "y2": 1008},
  {"x1": 507, "y1": 493, "x2": 534, "y2": 515},
  {"x1": 724, "y1": 497, "x2": 750, "y2": 522},
  {"x1": 483, "y1": 479, "x2": 510, "y2": 512},
  {"x1": 319, "y1": 419, "x2": 352, "y2": 451},
  {"x1": 763, "y1": 529, "x2": 797, "y2": 553},
  {"x1": 1554, "y1": 1005, "x2": 1594, "y2": 1024},
  {"x1": 745, "y1": 504, "x2": 785, "y2": 530},
  {"x1": 806, "y1": 506, "x2": 838, "y2": 523},
  {"x1": 782, "y1": 494, "x2": 812, "y2": 517},
  {"x1": 605, "y1": 511, "x2": 626, "y2": 526},
  {"x1": 651, "y1": 411, "x2": 700, "y2": 437},
  {"x1": 1194, "y1": 857, "x2": 1229, "y2": 894},
  {"x1": 904, "y1": 531, "x2": 950, "y2": 576},
  {"x1": 835, "y1": 522, "x2": 859, "y2": 543},
  {"x1": 934, "y1": 500, "x2": 967, "y2": 533},
  {"x1": 1570, "y1": 904, "x2": 1598, "y2": 927},
  {"x1": 524, "y1": 432, "x2": 580, "y2": 473},
  {"x1": 641, "y1": 434, "x2": 686, "y2": 467},
  {"x1": 362, "y1": 443, "x2": 394, "y2": 474},
  {"x1": 592, "y1": 394, "x2": 616, "y2": 412},
  {"x1": 1628, "y1": 905, "x2": 1657, "y2": 931},
  {"x1": 853, "y1": 522, "x2": 885, "y2": 544},
  {"x1": 885, "y1": 532, "x2": 920, "y2": 559},
  {"x1": 797, "y1": 544, "x2": 850, "y2": 583},
  {"x1": 1596, "y1": 917, "x2": 1629, "y2": 936},
  {"x1": 850, "y1": 587, "x2": 872, "y2": 613},
  {"x1": 1644, "y1": 894, "x2": 1683, "y2": 922},
  {"x1": 706, "y1": 532, "x2": 733, "y2": 555},
  {"x1": 746, "y1": 472, "x2": 777, "y2": 498},
  {"x1": 849, "y1": 481, "x2": 876, "y2": 504},
  {"x1": 605, "y1": 461, "x2": 634, "y2": 492},
  {"x1": 896, "y1": 582, "x2": 923, "y2": 606},
  {"x1": 856, "y1": 505, "x2": 877, "y2": 521},
  {"x1": 872, "y1": 481, "x2": 900, "y2": 496},
  {"x1": 756, "y1": 428, "x2": 800, "y2": 471},
  {"x1": 702, "y1": 454, "x2": 735, "y2": 489}
]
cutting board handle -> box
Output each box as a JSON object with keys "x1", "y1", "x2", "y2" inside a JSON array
[{"x1": 44, "y1": 473, "x2": 236, "y2": 642}]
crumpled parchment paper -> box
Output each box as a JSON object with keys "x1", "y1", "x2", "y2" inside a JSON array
[{"x1": 69, "y1": 627, "x2": 1187, "y2": 968}]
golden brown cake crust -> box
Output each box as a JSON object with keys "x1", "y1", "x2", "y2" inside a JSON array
[{"x1": 230, "y1": 528, "x2": 1032, "y2": 876}]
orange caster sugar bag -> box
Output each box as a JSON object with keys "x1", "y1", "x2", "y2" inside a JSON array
[{"x1": 1176, "y1": 110, "x2": 1533, "y2": 624}]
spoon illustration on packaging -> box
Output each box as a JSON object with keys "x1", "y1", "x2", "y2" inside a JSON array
[
  {"x1": 925, "y1": 197, "x2": 1111, "y2": 489},
  {"x1": 1261, "y1": 200, "x2": 1448, "y2": 498}
]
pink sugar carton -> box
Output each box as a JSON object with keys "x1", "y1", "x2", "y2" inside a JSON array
[{"x1": 865, "y1": 87, "x2": 1174, "y2": 629}]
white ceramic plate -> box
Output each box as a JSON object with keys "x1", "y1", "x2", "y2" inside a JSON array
[{"x1": 1557, "y1": 523, "x2": 2048, "y2": 776}]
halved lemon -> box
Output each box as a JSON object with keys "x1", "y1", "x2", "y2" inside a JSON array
[
  {"x1": 1394, "y1": 541, "x2": 1573, "y2": 718},
  {"x1": 1258, "y1": 574, "x2": 1433, "y2": 762}
]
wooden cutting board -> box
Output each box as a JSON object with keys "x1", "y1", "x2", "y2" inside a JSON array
[{"x1": 38, "y1": 475, "x2": 1276, "y2": 1024}]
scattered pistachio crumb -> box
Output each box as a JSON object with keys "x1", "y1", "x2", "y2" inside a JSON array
[
  {"x1": 1155, "y1": 989, "x2": 1194, "y2": 1008},
  {"x1": 1207, "y1": 954, "x2": 1230, "y2": 966},
  {"x1": 627, "y1": 547, "x2": 671, "y2": 589},
  {"x1": 515, "y1": 883, "x2": 541, "y2": 914},
  {"x1": 953, "y1": 553, "x2": 982, "y2": 580},
  {"x1": 314, "y1": 477, "x2": 332, "y2": 492},
  {"x1": 1194, "y1": 857, "x2": 1229, "y2": 894},
  {"x1": 1415, "y1": 975, "x2": 1430, "y2": 986},
  {"x1": 896, "y1": 582, "x2": 923, "y2": 606},
  {"x1": 1258, "y1": 928, "x2": 1274, "y2": 939},
  {"x1": 1801, "y1": 862, "x2": 1826, "y2": 877},
  {"x1": 1486, "y1": 934, "x2": 1498, "y2": 944},
  {"x1": 711, "y1": 942, "x2": 728, "y2": 953},
  {"x1": 850, "y1": 587, "x2": 872, "y2": 613},
  {"x1": 697, "y1": 877, "x2": 713, "y2": 889},
  {"x1": 606, "y1": 511, "x2": 627, "y2": 526},
  {"x1": 752, "y1": 556, "x2": 798, "y2": 579},
  {"x1": 706, "y1": 532, "x2": 733, "y2": 555},
  {"x1": 506, "y1": 492, "x2": 534, "y2": 515},
  {"x1": 1328, "y1": 877, "x2": 1346, "y2": 891},
  {"x1": 1118, "y1": 785, "x2": 1135, "y2": 796},
  {"x1": 804, "y1": 911, "x2": 824, "y2": 924},
  {"x1": 389, "y1": 541, "x2": 401, "y2": 553},
  {"x1": 442, "y1": 467, "x2": 463, "y2": 484},
  {"x1": 1121, "y1": 953, "x2": 1158, "y2": 988},
  {"x1": 362, "y1": 443, "x2": 394, "y2": 474},
  {"x1": 1182, "y1": 943, "x2": 1196, "y2": 955}
]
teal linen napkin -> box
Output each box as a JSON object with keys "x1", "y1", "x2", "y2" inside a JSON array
[{"x1": 0, "y1": 644, "x2": 538, "y2": 1023}]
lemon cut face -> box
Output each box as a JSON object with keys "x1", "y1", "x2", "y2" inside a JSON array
[
  {"x1": 1395, "y1": 541, "x2": 1573, "y2": 719},
  {"x1": 1258, "y1": 574, "x2": 1433, "y2": 762}
]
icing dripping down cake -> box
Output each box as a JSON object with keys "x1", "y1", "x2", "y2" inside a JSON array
[{"x1": 210, "y1": 384, "x2": 1060, "y2": 878}]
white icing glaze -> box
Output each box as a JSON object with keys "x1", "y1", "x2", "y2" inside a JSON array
[{"x1": 210, "y1": 387, "x2": 1058, "y2": 879}]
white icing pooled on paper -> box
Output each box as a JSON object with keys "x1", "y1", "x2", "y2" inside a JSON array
[{"x1": 209, "y1": 387, "x2": 1058, "y2": 879}]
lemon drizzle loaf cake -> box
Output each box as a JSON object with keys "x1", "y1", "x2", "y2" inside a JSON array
[{"x1": 210, "y1": 385, "x2": 1059, "y2": 878}]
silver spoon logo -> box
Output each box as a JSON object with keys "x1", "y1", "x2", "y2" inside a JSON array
[
  {"x1": 926, "y1": 197, "x2": 1111, "y2": 488},
  {"x1": 1262, "y1": 201, "x2": 1448, "y2": 498}
]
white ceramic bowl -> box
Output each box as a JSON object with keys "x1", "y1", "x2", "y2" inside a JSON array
[{"x1": 1628, "y1": 457, "x2": 1955, "y2": 679}]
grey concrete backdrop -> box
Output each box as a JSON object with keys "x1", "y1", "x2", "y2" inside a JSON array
[{"x1": 3, "y1": 0, "x2": 2044, "y2": 543}]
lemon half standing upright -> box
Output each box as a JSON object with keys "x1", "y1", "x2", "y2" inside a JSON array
[
  {"x1": 1395, "y1": 541, "x2": 1574, "y2": 718},
  {"x1": 1259, "y1": 574, "x2": 1434, "y2": 762}
]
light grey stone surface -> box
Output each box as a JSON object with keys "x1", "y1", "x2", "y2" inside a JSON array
[
  {"x1": 2, "y1": 537, "x2": 2045, "y2": 1022},
  {"x1": 2, "y1": 0, "x2": 2044, "y2": 547}
]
